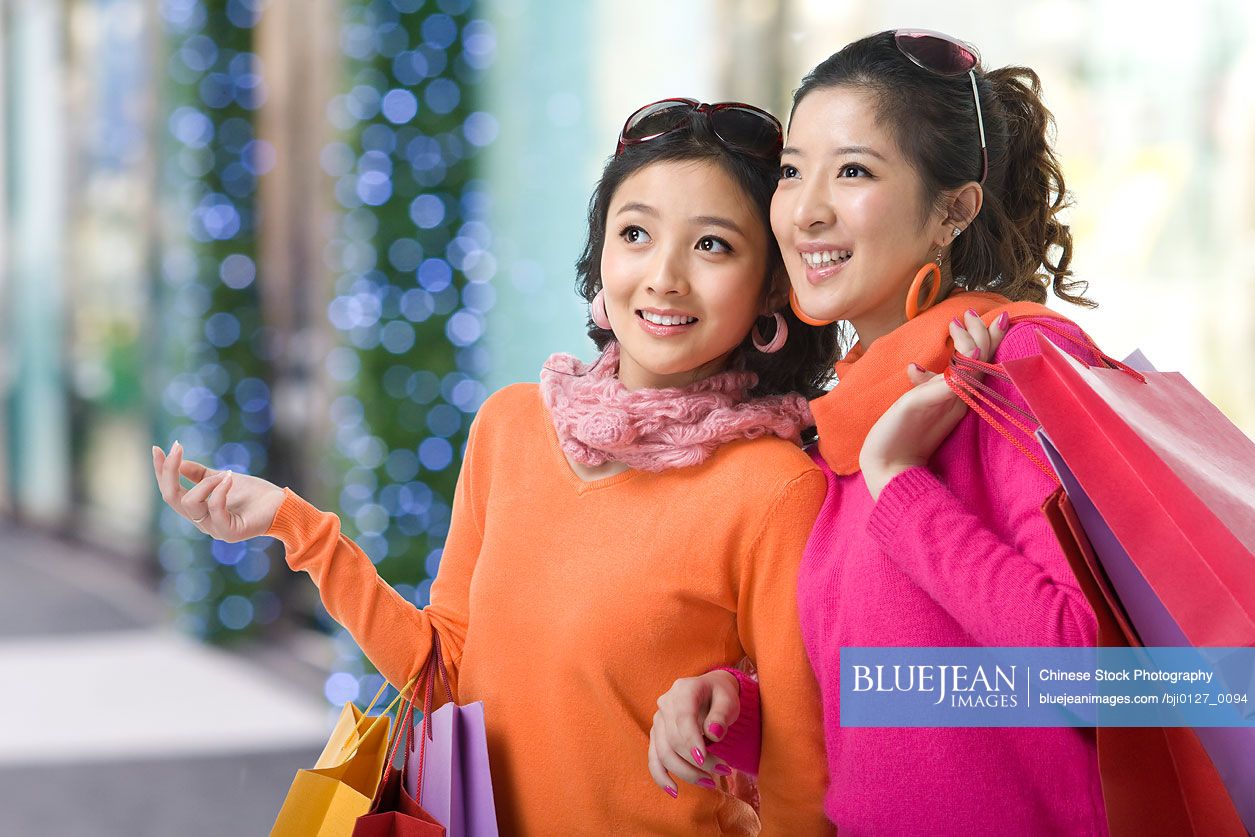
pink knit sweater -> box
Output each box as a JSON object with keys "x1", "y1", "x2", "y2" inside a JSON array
[{"x1": 725, "y1": 321, "x2": 1110, "y2": 835}]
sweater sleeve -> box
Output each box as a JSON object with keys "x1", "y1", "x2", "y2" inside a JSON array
[
  {"x1": 705, "y1": 667, "x2": 761, "y2": 774},
  {"x1": 266, "y1": 411, "x2": 487, "y2": 702},
  {"x1": 734, "y1": 469, "x2": 834, "y2": 836},
  {"x1": 864, "y1": 321, "x2": 1099, "y2": 648}
]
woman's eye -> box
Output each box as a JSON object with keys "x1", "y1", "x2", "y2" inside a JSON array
[
  {"x1": 779, "y1": 164, "x2": 799, "y2": 179},
  {"x1": 620, "y1": 225, "x2": 651, "y2": 244},
  {"x1": 838, "y1": 164, "x2": 869, "y2": 178},
  {"x1": 696, "y1": 236, "x2": 732, "y2": 254}
]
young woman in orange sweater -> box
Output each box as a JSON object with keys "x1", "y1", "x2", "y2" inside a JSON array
[{"x1": 152, "y1": 99, "x2": 842, "y2": 834}]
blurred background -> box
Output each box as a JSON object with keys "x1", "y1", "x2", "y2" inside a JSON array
[{"x1": 1, "y1": 0, "x2": 1251, "y2": 833}]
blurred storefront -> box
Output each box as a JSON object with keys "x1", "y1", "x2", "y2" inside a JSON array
[{"x1": 1, "y1": 0, "x2": 1252, "y2": 690}]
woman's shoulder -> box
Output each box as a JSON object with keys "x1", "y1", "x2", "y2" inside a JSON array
[
  {"x1": 711, "y1": 435, "x2": 825, "y2": 497},
  {"x1": 477, "y1": 381, "x2": 541, "y2": 416},
  {"x1": 993, "y1": 314, "x2": 1095, "y2": 366},
  {"x1": 463, "y1": 382, "x2": 547, "y2": 451}
]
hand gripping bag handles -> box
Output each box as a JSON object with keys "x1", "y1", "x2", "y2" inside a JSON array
[
  {"x1": 403, "y1": 629, "x2": 499, "y2": 837},
  {"x1": 943, "y1": 318, "x2": 1253, "y2": 836},
  {"x1": 352, "y1": 648, "x2": 446, "y2": 837},
  {"x1": 271, "y1": 674, "x2": 419, "y2": 836}
]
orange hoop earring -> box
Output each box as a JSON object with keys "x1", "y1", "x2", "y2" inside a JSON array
[
  {"x1": 789, "y1": 287, "x2": 835, "y2": 326},
  {"x1": 904, "y1": 262, "x2": 942, "y2": 321}
]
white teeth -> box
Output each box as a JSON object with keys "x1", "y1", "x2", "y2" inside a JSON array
[
  {"x1": 641, "y1": 311, "x2": 697, "y2": 326},
  {"x1": 804, "y1": 249, "x2": 851, "y2": 266}
]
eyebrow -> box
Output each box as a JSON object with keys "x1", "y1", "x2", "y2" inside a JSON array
[
  {"x1": 782, "y1": 144, "x2": 887, "y2": 161},
  {"x1": 616, "y1": 201, "x2": 657, "y2": 217},
  {"x1": 615, "y1": 203, "x2": 747, "y2": 237},
  {"x1": 692, "y1": 215, "x2": 747, "y2": 236}
]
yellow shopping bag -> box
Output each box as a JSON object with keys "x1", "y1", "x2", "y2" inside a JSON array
[{"x1": 271, "y1": 677, "x2": 417, "y2": 837}]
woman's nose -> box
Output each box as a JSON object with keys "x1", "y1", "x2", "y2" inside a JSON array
[
  {"x1": 646, "y1": 247, "x2": 690, "y2": 296},
  {"x1": 793, "y1": 178, "x2": 836, "y2": 230}
]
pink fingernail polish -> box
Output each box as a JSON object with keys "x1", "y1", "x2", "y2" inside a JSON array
[
  {"x1": 966, "y1": 308, "x2": 979, "y2": 319},
  {"x1": 715, "y1": 764, "x2": 733, "y2": 776},
  {"x1": 708, "y1": 723, "x2": 725, "y2": 739},
  {"x1": 997, "y1": 311, "x2": 1010, "y2": 329},
  {"x1": 951, "y1": 317, "x2": 963, "y2": 328},
  {"x1": 971, "y1": 347, "x2": 981, "y2": 361},
  {"x1": 664, "y1": 786, "x2": 678, "y2": 799},
  {"x1": 691, "y1": 747, "x2": 705, "y2": 767},
  {"x1": 697, "y1": 778, "x2": 717, "y2": 789}
]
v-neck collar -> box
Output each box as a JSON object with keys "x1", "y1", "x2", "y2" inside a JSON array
[{"x1": 538, "y1": 393, "x2": 642, "y2": 495}]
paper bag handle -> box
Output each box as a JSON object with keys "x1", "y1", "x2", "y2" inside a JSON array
[{"x1": 943, "y1": 315, "x2": 1145, "y2": 481}]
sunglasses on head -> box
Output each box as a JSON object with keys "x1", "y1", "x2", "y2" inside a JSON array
[
  {"x1": 615, "y1": 97, "x2": 783, "y2": 160},
  {"x1": 894, "y1": 29, "x2": 988, "y2": 184}
]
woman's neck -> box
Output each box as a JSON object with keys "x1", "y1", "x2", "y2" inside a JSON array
[
  {"x1": 851, "y1": 273, "x2": 960, "y2": 351},
  {"x1": 616, "y1": 349, "x2": 733, "y2": 392},
  {"x1": 849, "y1": 311, "x2": 906, "y2": 352}
]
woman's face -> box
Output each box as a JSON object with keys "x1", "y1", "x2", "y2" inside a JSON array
[
  {"x1": 600, "y1": 158, "x2": 770, "y2": 390},
  {"x1": 771, "y1": 86, "x2": 952, "y2": 342}
]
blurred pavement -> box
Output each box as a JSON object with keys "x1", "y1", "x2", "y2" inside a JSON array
[{"x1": 0, "y1": 523, "x2": 337, "y2": 836}]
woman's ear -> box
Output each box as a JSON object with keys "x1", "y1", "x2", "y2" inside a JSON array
[
  {"x1": 933, "y1": 183, "x2": 978, "y2": 248},
  {"x1": 941, "y1": 182, "x2": 984, "y2": 239}
]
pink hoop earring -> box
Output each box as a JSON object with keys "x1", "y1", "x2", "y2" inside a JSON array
[
  {"x1": 752, "y1": 312, "x2": 788, "y2": 354},
  {"x1": 591, "y1": 289, "x2": 612, "y2": 330}
]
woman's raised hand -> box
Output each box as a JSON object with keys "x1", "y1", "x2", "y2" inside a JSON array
[
  {"x1": 859, "y1": 310, "x2": 1009, "y2": 500},
  {"x1": 647, "y1": 670, "x2": 740, "y2": 798},
  {"x1": 151, "y1": 442, "x2": 286, "y2": 543}
]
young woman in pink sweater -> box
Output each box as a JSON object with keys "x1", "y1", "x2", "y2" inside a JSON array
[{"x1": 650, "y1": 30, "x2": 1109, "y2": 835}]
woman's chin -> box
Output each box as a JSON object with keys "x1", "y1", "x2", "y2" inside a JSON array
[{"x1": 793, "y1": 289, "x2": 846, "y2": 325}]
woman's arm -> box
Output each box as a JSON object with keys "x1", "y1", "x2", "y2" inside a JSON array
[
  {"x1": 266, "y1": 413, "x2": 487, "y2": 699},
  {"x1": 647, "y1": 471, "x2": 829, "y2": 830},
  {"x1": 733, "y1": 469, "x2": 832, "y2": 835},
  {"x1": 863, "y1": 321, "x2": 1099, "y2": 647}
]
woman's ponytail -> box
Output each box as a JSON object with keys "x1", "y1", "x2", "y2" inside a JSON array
[{"x1": 977, "y1": 66, "x2": 1092, "y2": 307}]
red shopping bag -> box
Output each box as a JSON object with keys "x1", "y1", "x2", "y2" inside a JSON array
[
  {"x1": 352, "y1": 656, "x2": 447, "y2": 837},
  {"x1": 1042, "y1": 489, "x2": 1246, "y2": 837},
  {"x1": 1001, "y1": 332, "x2": 1255, "y2": 647},
  {"x1": 944, "y1": 322, "x2": 1255, "y2": 834}
]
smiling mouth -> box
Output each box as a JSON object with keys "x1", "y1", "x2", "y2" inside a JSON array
[
  {"x1": 637, "y1": 310, "x2": 698, "y2": 326},
  {"x1": 801, "y1": 249, "x2": 853, "y2": 267}
]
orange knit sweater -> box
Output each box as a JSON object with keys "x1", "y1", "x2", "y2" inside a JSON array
[{"x1": 266, "y1": 382, "x2": 831, "y2": 835}]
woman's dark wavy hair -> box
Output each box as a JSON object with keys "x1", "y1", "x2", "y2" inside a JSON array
[
  {"x1": 792, "y1": 31, "x2": 1094, "y2": 307},
  {"x1": 574, "y1": 114, "x2": 839, "y2": 401}
]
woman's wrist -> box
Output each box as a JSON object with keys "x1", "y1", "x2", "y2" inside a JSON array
[{"x1": 861, "y1": 457, "x2": 926, "y2": 501}]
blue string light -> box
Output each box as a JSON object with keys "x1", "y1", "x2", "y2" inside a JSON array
[
  {"x1": 157, "y1": 0, "x2": 274, "y2": 639},
  {"x1": 318, "y1": 0, "x2": 495, "y2": 705},
  {"x1": 154, "y1": 1, "x2": 494, "y2": 688}
]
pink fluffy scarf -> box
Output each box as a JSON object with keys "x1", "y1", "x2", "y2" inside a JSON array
[{"x1": 539, "y1": 341, "x2": 813, "y2": 473}]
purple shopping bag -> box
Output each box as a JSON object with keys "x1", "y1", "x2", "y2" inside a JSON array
[
  {"x1": 403, "y1": 630, "x2": 499, "y2": 837},
  {"x1": 405, "y1": 701, "x2": 497, "y2": 837}
]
